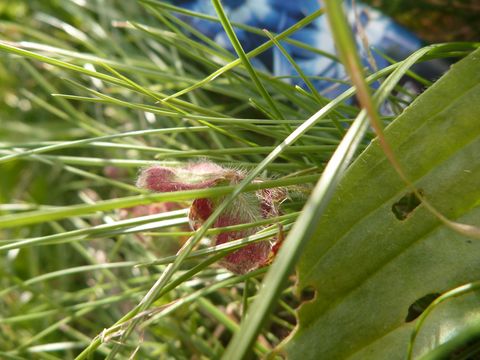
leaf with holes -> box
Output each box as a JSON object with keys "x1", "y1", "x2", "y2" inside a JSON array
[{"x1": 280, "y1": 48, "x2": 480, "y2": 359}]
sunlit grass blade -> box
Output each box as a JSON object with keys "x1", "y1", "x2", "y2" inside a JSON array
[
  {"x1": 159, "y1": 8, "x2": 325, "y2": 101},
  {"x1": 0, "y1": 174, "x2": 318, "y2": 229},
  {"x1": 211, "y1": 0, "x2": 283, "y2": 121}
]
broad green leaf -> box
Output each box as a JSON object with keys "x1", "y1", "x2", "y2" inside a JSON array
[{"x1": 282, "y1": 48, "x2": 480, "y2": 359}]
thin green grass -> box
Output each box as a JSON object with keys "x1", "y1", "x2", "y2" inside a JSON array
[{"x1": 0, "y1": 0, "x2": 474, "y2": 359}]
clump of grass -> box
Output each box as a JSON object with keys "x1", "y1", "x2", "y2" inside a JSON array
[{"x1": 0, "y1": 0, "x2": 472, "y2": 359}]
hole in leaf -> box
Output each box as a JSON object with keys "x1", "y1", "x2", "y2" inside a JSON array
[
  {"x1": 392, "y1": 190, "x2": 423, "y2": 220},
  {"x1": 405, "y1": 293, "x2": 440, "y2": 322},
  {"x1": 300, "y1": 286, "x2": 316, "y2": 302}
]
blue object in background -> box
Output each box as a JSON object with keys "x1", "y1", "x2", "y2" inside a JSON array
[{"x1": 170, "y1": 0, "x2": 427, "y2": 98}]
